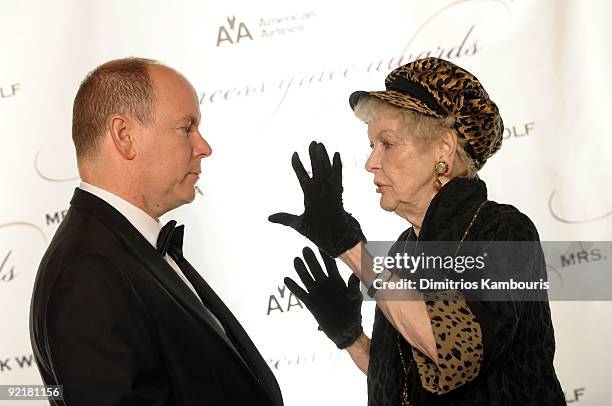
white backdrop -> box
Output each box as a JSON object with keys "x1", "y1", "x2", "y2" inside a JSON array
[{"x1": 1, "y1": 0, "x2": 611, "y2": 404}]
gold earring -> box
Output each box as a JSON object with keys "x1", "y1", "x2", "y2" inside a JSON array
[{"x1": 433, "y1": 160, "x2": 448, "y2": 192}]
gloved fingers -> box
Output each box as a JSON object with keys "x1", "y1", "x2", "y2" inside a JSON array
[
  {"x1": 332, "y1": 151, "x2": 343, "y2": 184},
  {"x1": 268, "y1": 212, "x2": 299, "y2": 227},
  {"x1": 284, "y1": 277, "x2": 311, "y2": 307},
  {"x1": 302, "y1": 246, "x2": 327, "y2": 282},
  {"x1": 308, "y1": 141, "x2": 323, "y2": 178},
  {"x1": 347, "y1": 274, "x2": 363, "y2": 300},
  {"x1": 291, "y1": 151, "x2": 310, "y2": 187},
  {"x1": 319, "y1": 248, "x2": 342, "y2": 283},
  {"x1": 293, "y1": 256, "x2": 316, "y2": 291},
  {"x1": 317, "y1": 142, "x2": 333, "y2": 175}
]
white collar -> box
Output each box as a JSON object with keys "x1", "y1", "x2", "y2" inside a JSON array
[{"x1": 79, "y1": 181, "x2": 162, "y2": 248}]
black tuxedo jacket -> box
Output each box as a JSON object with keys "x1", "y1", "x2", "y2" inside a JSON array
[{"x1": 30, "y1": 189, "x2": 283, "y2": 406}]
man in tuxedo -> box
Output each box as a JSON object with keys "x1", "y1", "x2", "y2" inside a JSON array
[{"x1": 30, "y1": 57, "x2": 283, "y2": 406}]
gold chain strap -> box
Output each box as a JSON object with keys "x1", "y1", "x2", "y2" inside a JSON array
[
  {"x1": 397, "y1": 200, "x2": 488, "y2": 405},
  {"x1": 397, "y1": 332, "x2": 412, "y2": 405},
  {"x1": 456, "y1": 200, "x2": 488, "y2": 255}
]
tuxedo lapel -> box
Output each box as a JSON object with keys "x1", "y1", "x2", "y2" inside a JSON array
[
  {"x1": 69, "y1": 189, "x2": 245, "y2": 366},
  {"x1": 178, "y1": 258, "x2": 283, "y2": 406}
]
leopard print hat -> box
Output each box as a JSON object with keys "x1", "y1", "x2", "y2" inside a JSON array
[{"x1": 349, "y1": 57, "x2": 503, "y2": 170}]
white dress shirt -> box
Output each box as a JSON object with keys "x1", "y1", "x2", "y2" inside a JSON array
[{"x1": 79, "y1": 181, "x2": 203, "y2": 302}]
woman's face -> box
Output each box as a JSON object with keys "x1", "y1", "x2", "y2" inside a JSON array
[{"x1": 365, "y1": 114, "x2": 437, "y2": 218}]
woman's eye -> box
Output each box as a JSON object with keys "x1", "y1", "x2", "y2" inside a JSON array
[{"x1": 369, "y1": 141, "x2": 394, "y2": 150}]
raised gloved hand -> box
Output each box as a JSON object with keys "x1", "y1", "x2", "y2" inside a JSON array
[
  {"x1": 269, "y1": 141, "x2": 365, "y2": 258},
  {"x1": 285, "y1": 246, "x2": 363, "y2": 349}
]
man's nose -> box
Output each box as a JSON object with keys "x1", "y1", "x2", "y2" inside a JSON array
[{"x1": 193, "y1": 130, "x2": 212, "y2": 158}]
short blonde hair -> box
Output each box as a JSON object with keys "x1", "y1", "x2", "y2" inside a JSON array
[{"x1": 354, "y1": 95, "x2": 477, "y2": 179}]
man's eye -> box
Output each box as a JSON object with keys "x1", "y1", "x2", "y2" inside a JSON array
[{"x1": 369, "y1": 142, "x2": 374, "y2": 149}]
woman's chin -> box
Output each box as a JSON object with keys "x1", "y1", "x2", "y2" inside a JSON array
[{"x1": 379, "y1": 196, "x2": 398, "y2": 212}]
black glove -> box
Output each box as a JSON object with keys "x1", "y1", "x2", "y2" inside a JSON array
[
  {"x1": 285, "y1": 246, "x2": 363, "y2": 349},
  {"x1": 269, "y1": 141, "x2": 365, "y2": 258}
]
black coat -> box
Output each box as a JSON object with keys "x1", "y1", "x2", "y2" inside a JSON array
[
  {"x1": 367, "y1": 177, "x2": 565, "y2": 406},
  {"x1": 30, "y1": 188, "x2": 284, "y2": 406}
]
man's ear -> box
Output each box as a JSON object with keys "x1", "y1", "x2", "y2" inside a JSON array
[{"x1": 108, "y1": 114, "x2": 137, "y2": 160}]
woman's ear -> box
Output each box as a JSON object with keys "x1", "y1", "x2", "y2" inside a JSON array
[{"x1": 436, "y1": 128, "x2": 458, "y2": 175}]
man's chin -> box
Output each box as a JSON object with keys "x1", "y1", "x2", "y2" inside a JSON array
[
  {"x1": 169, "y1": 189, "x2": 197, "y2": 211},
  {"x1": 183, "y1": 189, "x2": 197, "y2": 204}
]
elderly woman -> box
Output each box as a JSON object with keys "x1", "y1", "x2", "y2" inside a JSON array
[{"x1": 269, "y1": 58, "x2": 565, "y2": 405}]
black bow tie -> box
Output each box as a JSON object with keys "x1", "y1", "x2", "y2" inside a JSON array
[{"x1": 157, "y1": 220, "x2": 185, "y2": 262}]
